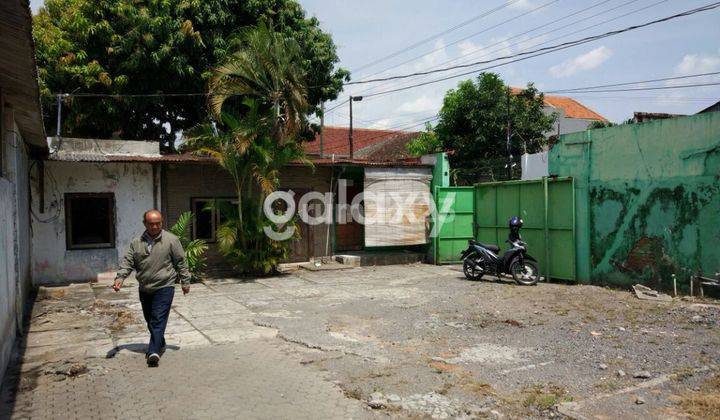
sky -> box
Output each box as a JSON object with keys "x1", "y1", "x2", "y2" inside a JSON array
[{"x1": 31, "y1": 0, "x2": 720, "y2": 127}]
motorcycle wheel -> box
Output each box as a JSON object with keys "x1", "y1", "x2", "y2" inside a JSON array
[
  {"x1": 463, "y1": 258, "x2": 484, "y2": 281},
  {"x1": 510, "y1": 259, "x2": 539, "y2": 286}
]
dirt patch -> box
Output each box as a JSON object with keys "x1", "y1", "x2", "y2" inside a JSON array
[
  {"x1": 522, "y1": 383, "x2": 571, "y2": 410},
  {"x1": 91, "y1": 300, "x2": 138, "y2": 332},
  {"x1": 37, "y1": 288, "x2": 67, "y2": 300},
  {"x1": 44, "y1": 361, "x2": 89, "y2": 380},
  {"x1": 460, "y1": 379, "x2": 495, "y2": 396},
  {"x1": 7, "y1": 360, "x2": 91, "y2": 395},
  {"x1": 679, "y1": 374, "x2": 720, "y2": 419},
  {"x1": 429, "y1": 360, "x2": 461, "y2": 374}
]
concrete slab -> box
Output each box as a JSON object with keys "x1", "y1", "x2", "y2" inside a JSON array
[
  {"x1": 6, "y1": 264, "x2": 720, "y2": 419},
  {"x1": 202, "y1": 326, "x2": 277, "y2": 344}
]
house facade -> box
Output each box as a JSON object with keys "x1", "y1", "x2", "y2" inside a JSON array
[
  {"x1": 1, "y1": 0, "x2": 48, "y2": 381},
  {"x1": 30, "y1": 137, "x2": 437, "y2": 283},
  {"x1": 31, "y1": 138, "x2": 159, "y2": 283}
]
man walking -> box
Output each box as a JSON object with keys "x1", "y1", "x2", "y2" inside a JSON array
[{"x1": 113, "y1": 209, "x2": 191, "y2": 367}]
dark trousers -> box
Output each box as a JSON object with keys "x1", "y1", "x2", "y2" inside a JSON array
[{"x1": 139, "y1": 286, "x2": 175, "y2": 356}]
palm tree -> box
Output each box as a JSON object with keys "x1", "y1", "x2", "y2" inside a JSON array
[
  {"x1": 169, "y1": 212, "x2": 208, "y2": 280},
  {"x1": 185, "y1": 21, "x2": 313, "y2": 273},
  {"x1": 208, "y1": 20, "x2": 309, "y2": 145}
]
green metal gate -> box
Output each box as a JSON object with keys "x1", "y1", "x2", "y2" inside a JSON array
[
  {"x1": 434, "y1": 186, "x2": 475, "y2": 264},
  {"x1": 474, "y1": 177, "x2": 576, "y2": 281}
]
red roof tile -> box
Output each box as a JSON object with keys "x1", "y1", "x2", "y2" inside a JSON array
[
  {"x1": 511, "y1": 88, "x2": 607, "y2": 121},
  {"x1": 304, "y1": 126, "x2": 419, "y2": 156}
]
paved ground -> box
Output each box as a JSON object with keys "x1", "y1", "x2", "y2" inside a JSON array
[{"x1": 1, "y1": 264, "x2": 719, "y2": 419}]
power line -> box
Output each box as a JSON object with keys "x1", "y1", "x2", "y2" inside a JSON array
[
  {"x1": 52, "y1": 3, "x2": 720, "y2": 106},
  {"x1": 331, "y1": 0, "x2": 661, "y2": 104},
  {"x1": 348, "y1": 1, "x2": 720, "y2": 87},
  {"x1": 546, "y1": 71, "x2": 720, "y2": 93},
  {"x1": 357, "y1": 2, "x2": 720, "y2": 98},
  {"x1": 319, "y1": 115, "x2": 439, "y2": 154},
  {"x1": 358, "y1": 0, "x2": 645, "y2": 97},
  {"x1": 340, "y1": 74, "x2": 720, "y2": 130},
  {"x1": 351, "y1": 0, "x2": 522, "y2": 74},
  {"x1": 323, "y1": 98, "x2": 349, "y2": 114},
  {"x1": 353, "y1": 0, "x2": 560, "y2": 83},
  {"x1": 570, "y1": 96, "x2": 719, "y2": 102},
  {"x1": 353, "y1": 0, "x2": 641, "y2": 98},
  {"x1": 57, "y1": 92, "x2": 209, "y2": 97},
  {"x1": 328, "y1": 109, "x2": 438, "y2": 124},
  {"x1": 549, "y1": 81, "x2": 720, "y2": 93},
  {"x1": 417, "y1": 0, "x2": 627, "y2": 74}
]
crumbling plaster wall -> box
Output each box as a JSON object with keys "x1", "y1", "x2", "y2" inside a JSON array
[
  {"x1": 30, "y1": 161, "x2": 154, "y2": 284},
  {"x1": 550, "y1": 112, "x2": 720, "y2": 289},
  {"x1": 1, "y1": 116, "x2": 31, "y2": 382}
]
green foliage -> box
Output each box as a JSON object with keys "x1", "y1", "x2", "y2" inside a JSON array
[
  {"x1": 169, "y1": 211, "x2": 208, "y2": 280},
  {"x1": 184, "y1": 23, "x2": 312, "y2": 275},
  {"x1": 405, "y1": 122, "x2": 442, "y2": 156},
  {"x1": 588, "y1": 120, "x2": 614, "y2": 129},
  {"x1": 211, "y1": 199, "x2": 299, "y2": 274},
  {"x1": 436, "y1": 72, "x2": 556, "y2": 175},
  {"x1": 33, "y1": 0, "x2": 348, "y2": 149}
]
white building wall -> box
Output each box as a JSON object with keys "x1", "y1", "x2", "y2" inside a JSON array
[
  {"x1": 521, "y1": 151, "x2": 549, "y2": 180},
  {"x1": 543, "y1": 106, "x2": 597, "y2": 137},
  {"x1": 1, "y1": 111, "x2": 31, "y2": 382},
  {"x1": 30, "y1": 161, "x2": 155, "y2": 284}
]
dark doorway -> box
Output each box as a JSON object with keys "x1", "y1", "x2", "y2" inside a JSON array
[
  {"x1": 335, "y1": 180, "x2": 363, "y2": 251},
  {"x1": 286, "y1": 188, "x2": 313, "y2": 263}
]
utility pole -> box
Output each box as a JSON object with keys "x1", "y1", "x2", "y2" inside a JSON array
[
  {"x1": 56, "y1": 94, "x2": 62, "y2": 138},
  {"x1": 348, "y1": 96, "x2": 363, "y2": 159},
  {"x1": 320, "y1": 102, "x2": 325, "y2": 157},
  {"x1": 506, "y1": 88, "x2": 512, "y2": 179}
]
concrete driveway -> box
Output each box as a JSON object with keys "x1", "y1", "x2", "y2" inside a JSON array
[{"x1": 1, "y1": 264, "x2": 719, "y2": 419}]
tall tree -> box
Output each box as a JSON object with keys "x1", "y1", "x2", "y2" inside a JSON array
[
  {"x1": 405, "y1": 122, "x2": 442, "y2": 156},
  {"x1": 184, "y1": 23, "x2": 311, "y2": 274},
  {"x1": 436, "y1": 72, "x2": 556, "y2": 177},
  {"x1": 33, "y1": 0, "x2": 348, "y2": 150}
]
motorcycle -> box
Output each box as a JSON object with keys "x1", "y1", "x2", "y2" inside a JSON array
[{"x1": 460, "y1": 217, "x2": 540, "y2": 285}]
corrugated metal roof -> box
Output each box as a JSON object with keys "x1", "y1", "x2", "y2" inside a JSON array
[
  {"x1": 47, "y1": 151, "x2": 431, "y2": 167},
  {"x1": 1, "y1": 0, "x2": 46, "y2": 147}
]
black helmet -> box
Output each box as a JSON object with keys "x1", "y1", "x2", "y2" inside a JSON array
[{"x1": 509, "y1": 216, "x2": 523, "y2": 228}]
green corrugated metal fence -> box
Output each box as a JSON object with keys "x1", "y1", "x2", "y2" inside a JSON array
[
  {"x1": 434, "y1": 178, "x2": 576, "y2": 281},
  {"x1": 474, "y1": 177, "x2": 576, "y2": 281},
  {"x1": 434, "y1": 186, "x2": 475, "y2": 264}
]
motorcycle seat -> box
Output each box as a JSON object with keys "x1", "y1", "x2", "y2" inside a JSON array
[{"x1": 470, "y1": 240, "x2": 500, "y2": 254}]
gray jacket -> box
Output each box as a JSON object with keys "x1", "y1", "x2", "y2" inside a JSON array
[{"x1": 115, "y1": 230, "x2": 191, "y2": 291}]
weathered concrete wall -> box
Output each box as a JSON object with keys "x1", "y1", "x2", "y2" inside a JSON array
[
  {"x1": 549, "y1": 112, "x2": 720, "y2": 289},
  {"x1": 1, "y1": 113, "x2": 32, "y2": 382},
  {"x1": 30, "y1": 161, "x2": 154, "y2": 284}
]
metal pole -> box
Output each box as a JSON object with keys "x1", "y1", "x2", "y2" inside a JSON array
[
  {"x1": 56, "y1": 94, "x2": 62, "y2": 137},
  {"x1": 506, "y1": 89, "x2": 511, "y2": 179},
  {"x1": 320, "y1": 102, "x2": 325, "y2": 157},
  {"x1": 349, "y1": 96, "x2": 354, "y2": 159},
  {"x1": 544, "y1": 176, "x2": 550, "y2": 282}
]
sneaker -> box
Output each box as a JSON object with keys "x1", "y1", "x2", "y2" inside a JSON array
[{"x1": 147, "y1": 353, "x2": 160, "y2": 367}]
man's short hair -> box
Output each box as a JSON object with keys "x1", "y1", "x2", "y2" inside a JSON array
[{"x1": 143, "y1": 209, "x2": 163, "y2": 223}]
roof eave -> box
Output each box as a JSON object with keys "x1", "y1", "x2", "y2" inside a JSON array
[{"x1": 0, "y1": 0, "x2": 47, "y2": 148}]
